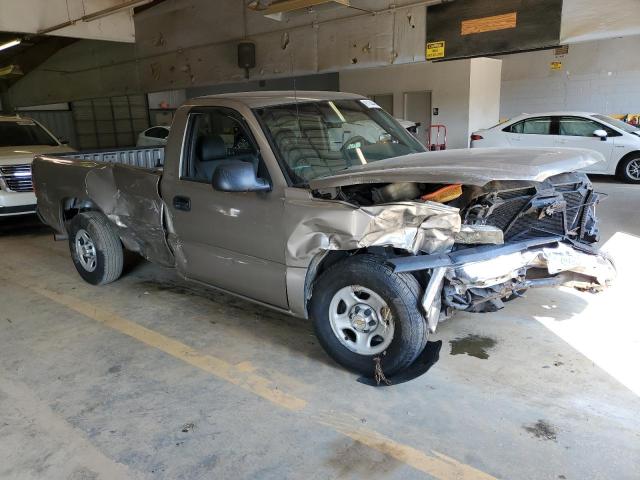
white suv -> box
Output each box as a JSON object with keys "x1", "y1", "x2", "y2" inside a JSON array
[
  {"x1": 0, "y1": 115, "x2": 74, "y2": 217},
  {"x1": 471, "y1": 112, "x2": 640, "y2": 183}
]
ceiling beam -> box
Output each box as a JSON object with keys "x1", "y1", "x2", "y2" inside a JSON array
[{"x1": 249, "y1": 0, "x2": 350, "y2": 15}]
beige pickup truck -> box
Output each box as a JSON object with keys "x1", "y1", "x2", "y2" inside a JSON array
[
  {"x1": 32, "y1": 92, "x2": 615, "y2": 377},
  {"x1": 0, "y1": 115, "x2": 73, "y2": 216}
]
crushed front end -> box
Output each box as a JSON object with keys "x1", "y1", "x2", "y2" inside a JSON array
[{"x1": 388, "y1": 172, "x2": 615, "y2": 331}]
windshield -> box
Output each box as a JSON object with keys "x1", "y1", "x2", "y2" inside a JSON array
[
  {"x1": 255, "y1": 99, "x2": 426, "y2": 184},
  {"x1": 593, "y1": 114, "x2": 640, "y2": 134},
  {"x1": 0, "y1": 120, "x2": 59, "y2": 147}
]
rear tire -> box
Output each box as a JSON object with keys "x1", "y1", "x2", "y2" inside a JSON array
[
  {"x1": 617, "y1": 155, "x2": 640, "y2": 183},
  {"x1": 310, "y1": 255, "x2": 428, "y2": 377},
  {"x1": 68, "y1": 212, "x2": 124, "y2": 285}
]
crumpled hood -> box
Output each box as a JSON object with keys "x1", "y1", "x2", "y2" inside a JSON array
[
  {"x1": 309, "y1": 147, "x2": 603, "y2": 189},
  {"x1": 0, "y1": 145, "x2": 74, "y2": 166}
]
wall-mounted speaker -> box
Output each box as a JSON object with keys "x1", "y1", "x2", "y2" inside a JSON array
[{"x1": 238, "y1": 42, "x2": 256, "y2": 79}]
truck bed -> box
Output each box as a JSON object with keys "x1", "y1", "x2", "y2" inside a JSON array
[
  {"x1": 52, "y1": 146, "x2": 165, "y2": 170},
  {"x1": 32, "y1": 146, "x2": 174, "y2": 267}
]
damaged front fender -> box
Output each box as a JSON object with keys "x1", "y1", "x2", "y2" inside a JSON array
[{"x1": 284, "y1": 194, "x2": 462, "y2": 267}]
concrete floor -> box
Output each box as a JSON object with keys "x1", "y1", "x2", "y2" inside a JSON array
[{"x1": 1, "y1": 177, "x2": 639, "y2": 480}]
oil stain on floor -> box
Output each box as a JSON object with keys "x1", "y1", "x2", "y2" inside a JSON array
[
  {"x1": 449, "y1": 334, "x2": 497, "y2": 360},
  {"x1": 523, "y1": 420, "x2": 558, "y2": 441}
]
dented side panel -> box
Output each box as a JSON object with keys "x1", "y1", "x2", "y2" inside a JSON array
[
  {"x1": 33, "y1": 156, "x2": 174, "y2": 267},
  {"x1": 84, "y1": 165, "x2": 174, "y2": 267}
]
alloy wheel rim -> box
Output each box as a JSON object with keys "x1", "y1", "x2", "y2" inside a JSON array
[
  {"x1": 626, "y1": 159, "x2": 640, "y2": 180},
  {"x1": 75, "y1": 229, "x2": 97, "y2": 272},
  {"x1": 328, "y1": 285, "x2": 394, "y2": 355}
]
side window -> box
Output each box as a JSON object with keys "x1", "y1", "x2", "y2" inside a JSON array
[
  {"x1": 522, "y1": 117, "x2": 552, "y2": 135},
  {"x1": 505, "y1": 117, "x2": 552, "y2": 135},
  {"x1": 558, "y1": 116, "x2": 620, "y2": 137},
  {"x1": 506, "y1": 121, "x2": 524, "y2": 134},
  {"x1": 181, "y1": 108, "x2": 260, "y2": 183}
]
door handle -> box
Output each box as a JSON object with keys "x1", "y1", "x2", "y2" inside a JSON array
[{"x1": 173, "y1": 195, "x2": 191, "y2": 212}]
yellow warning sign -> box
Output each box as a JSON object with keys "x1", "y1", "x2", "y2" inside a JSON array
[
  {"x1": 426, "y1": 41, "x2": 445, "y2": 60},
  {"x1": 550, "y1": 61, "x2": 562, "y2": 71}
]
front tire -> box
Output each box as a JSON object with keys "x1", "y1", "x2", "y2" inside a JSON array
[
  {"x1": 617, "y1": 155, "x2": 640, "y2": 183},
  {"x1": 310, "y1": 255, "x2": 428, "y2": 377},
  {"x1": 68, "y1": 212, "x2": 124, "y2": 285}
]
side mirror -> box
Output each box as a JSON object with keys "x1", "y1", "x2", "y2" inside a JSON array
[
  {"x1": 58, "y1": 137, "x2": 70, "y2": 145},
  {"x1": 593, "y1": 129, "x2": 608, "y2": 141},
  {"x1": 212, "y1": 161, "x2": 271, "y2": 192}
]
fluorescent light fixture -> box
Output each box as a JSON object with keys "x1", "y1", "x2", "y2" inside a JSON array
[{"x1": 0, "y1": 39, "x2": 22, "y2": 52}]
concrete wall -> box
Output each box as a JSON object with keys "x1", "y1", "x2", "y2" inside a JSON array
[
  {"x1": 340, "y1": 57, "x2": 502, "y2": 149},
  {"x1": 3, "y1": 40, "x2": 140, "y2": 107},
  {"x1": 3, "y1": 0, "x2": 427, "y2": 108},
  {"x1": 500, "y1": 35, "x2": 640, "y2": 118},
  {"x1": 185, "y1": 73, "x2": 339, "y2": 98}
]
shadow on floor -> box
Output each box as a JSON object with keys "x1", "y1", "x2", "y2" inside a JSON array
[
  {"x1": 356, "y1": 340, "x2": 443, "y2": 387},
  {"x1": 0, "y1": 215, "x2": 51, "y2": 236}
]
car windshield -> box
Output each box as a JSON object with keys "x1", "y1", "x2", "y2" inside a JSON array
[
  {"x1": 593, "y1": 114, "x2": 640, "y2": 134},
  {"x1": 0, "y1": 120, "x2": 59, "y2": 147},
  {"x1": 255, "y1": 99, "x2": 426, "y2": 184}
]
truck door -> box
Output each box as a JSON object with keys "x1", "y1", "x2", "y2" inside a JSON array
[{"x1": 162, "y1": 107, "x2": 287, "y2": 308}]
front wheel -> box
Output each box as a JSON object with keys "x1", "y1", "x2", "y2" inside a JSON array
[
  {"x1": 310, "y1": 255, "x2": 428, "y2": 377},
  {"x1": 617, "y1": 155, "x2": 640, "y2": 183},
  {"x1": 68, "y1": 211, "x2": 124, "y2": 285}
]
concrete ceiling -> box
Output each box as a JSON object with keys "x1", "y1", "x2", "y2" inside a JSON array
[
  {"x1": 0, "y1": 1, "x2": 158, "y2": 88},
  {"x1": 0, "y1": 0, "x2": 155, "y2": 43}
]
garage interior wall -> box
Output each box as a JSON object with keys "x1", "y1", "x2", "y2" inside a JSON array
[
  {"x1": 71, "y1": 95, "x2": 149, "y2": 149},
  {"x1": 1, "y1": 0, "x2": 426, "y2": 109},
  {"x1": 340, "y1": 57, "x2": 502, "y2": 149},
  {"x1": 500, "y1": 34, "x2": 640, "y2": 118}
]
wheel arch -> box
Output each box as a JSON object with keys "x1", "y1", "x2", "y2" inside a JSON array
[
  {"x1": 616, "y1": 151, "x2": 640, "y2": 175},
  {"x1": 302, "y1": 248, "x2": 424, "y2": 318}
]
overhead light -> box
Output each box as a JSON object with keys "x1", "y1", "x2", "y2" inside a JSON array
[
  {"x1": 0, "y1": 65, "x2": 23, "y2": 77},
  {"x1": 0, "y1": 39, "x2": 22, "y2": 52}
]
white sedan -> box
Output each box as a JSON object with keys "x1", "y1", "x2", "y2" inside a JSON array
[
  {"x1": 136, "y1": 126, "x2": 170, "y2": 147},
  {"x1": 471, "y1": 112, "x2": 640, "y2": 183}
]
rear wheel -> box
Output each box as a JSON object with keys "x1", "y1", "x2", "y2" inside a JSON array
[
  {"x1": 68, "y1": 212, "x2": 123, "y2": 285},
  {"x1": 310, "y1": 255, "x2": 428, "y2": 377},
  {"x1": 617, "y1": 155, "x2": 640, "y2": 183}
]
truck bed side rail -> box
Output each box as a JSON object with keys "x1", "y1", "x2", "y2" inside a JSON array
[{"x1": 54, "y1": 147, "x2": 164, "y2": 169}]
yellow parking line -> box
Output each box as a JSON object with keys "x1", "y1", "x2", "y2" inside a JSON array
[{"x1": 5, "y1": 274, "x2": 496, "y2": 480}]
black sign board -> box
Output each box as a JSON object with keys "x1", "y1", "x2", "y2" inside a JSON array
[{"x1": 426, "y1": 0, "x2": 563, "y2": 61}]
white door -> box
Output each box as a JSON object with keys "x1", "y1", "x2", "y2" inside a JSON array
[
  {"x1": 403, "y1": 91, "x2": 431, "y2": 145},
  {"x1": 503, "y1": 116, "x2": 556, "y2": 148},
  {"x1": 555, "y1": 116, "x2": 615, "y2": 173}
]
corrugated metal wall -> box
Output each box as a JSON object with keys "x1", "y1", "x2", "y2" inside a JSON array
[{"x1": 71, "y1": 95, "x2": 150, "y2": 149}]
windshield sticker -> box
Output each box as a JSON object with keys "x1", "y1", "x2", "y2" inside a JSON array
[{"x1": 360, "y1": 99, "x2": 381, "y2": 109}]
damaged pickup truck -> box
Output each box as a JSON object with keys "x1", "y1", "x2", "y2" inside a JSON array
[{"x1": 32, "y1": 92, "x2": 615, "y2": 376}]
